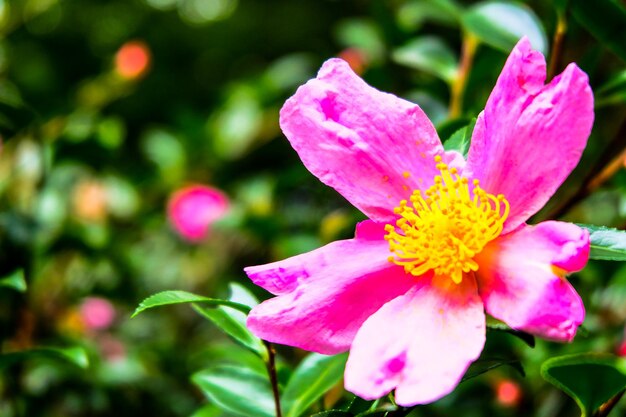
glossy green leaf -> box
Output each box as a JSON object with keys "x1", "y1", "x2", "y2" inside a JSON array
[
  {"x1": 0, "y1": 346, "x2": 89, "y2": 370},
  {"x1": 198, "y1": 342, "x2": 268, "y2": 375},
  {"x1": 193, "y1": 304, "x2": 267, "y2": 359},
  {"x1": 347, "y1": 396, "x2": 375, "y2": 414},
  {"x1": 570, "y1": 0, "x2": 626, "y2": 62},
  {"x1": 596, "y1": 70, "x2": 626, "y2": 108},
  {"x1": 541, "y1": 353, "x2": 626, "y2": 417},
  {"x1": 0, "y1": 269, "x2": 26, "y2": 293},
  {"x1": 132, "y1": 290, "x2": 251, "y2": 318},
  {"x1": 487, "y1": 322, "x2": 535, "y2": 348},
  {"x1": 443, "y1": 118, "x2": 475, "y2": 157},
  {"x1": 462, "y1": 358, "x2": 525, "y2": 382},
  {"x1": 577, "y1": 224, "x2": 626, "y2": 261},
  {"x1": 462, "y1": 1, "x2": 547, "y2": 54},
  {"x1": 311, "y1": 412, "x2": 354, "y2": 417},
  {"x1": 192, "y1": 283, "x2": 265, "y2": 357},
  {"x1": 226, "y1": 282, "x2": 260, "y2": 308},
  {"x1": 391, "y1": 37, "x2": 458, "y2": 84},
  {"x1": 283, "y1": 353, "x2": 348, "y2": 417},
  {"x1": 189, "y1": 403, "x2": 224, "y2": 417},
  {"x1": 192, "y1": 365, "x2": 275, "y2": 417}
]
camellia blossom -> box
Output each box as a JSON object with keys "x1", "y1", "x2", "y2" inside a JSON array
[
  {"x1": 167, "y1": 184, "x2": 229, "y2": 242},
  {"x1": 245, "y1": 38, "x2": 594, "y2": 405}
]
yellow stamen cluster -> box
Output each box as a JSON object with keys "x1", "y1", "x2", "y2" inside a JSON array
[{"x1": 384, "y1": 156, "x2": 510, "y2": 284}]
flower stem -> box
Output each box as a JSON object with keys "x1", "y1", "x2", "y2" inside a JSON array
[
  {"x1": 592, "y1": 389, "x2": 625, "y2": 417},
  {"x1": 449, "y1": 33, "x2": 479, "y2": 118},
  {"x1": 264, "y1": 341, "x2": 283, "y2": 417},
  {"x1": 547, "y1": 10, "x2": 568, "y2": 80}
]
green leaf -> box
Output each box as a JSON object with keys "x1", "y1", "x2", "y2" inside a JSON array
[
  {"x1": 192, "y1": 282, "x2": 266, "y2": 357},
  {"x1": 347, "y1": 396, "x2": 375, "y2": 414},
  {"x1": 570, "y1": 0, "x2": 626, "y2": 62},
  {"x1": 335, "y1": 19, "x2": 386, "y2": 62},
  {"x1": 541, "y1": 353, "x2": 626, "y2": 417},
  {"x1": 0, "y1": 346, "x2": 89, "y2": 370},
  {"x1": 577, "y1": 224, "x2": 626, "y2": 261},
  {"x1": 462, "y1": 358, "x2": 525, "y2": 382},
  {"x1": 595, "y1": 70, "x2": 626, "y2": 108},
  {"x1": 443, "y1": 118, "x2": 475, "y2": 157},
  {"x1": 396, "y1": 0, "x2": 461, "y2": 31},
  {"x1": 462, "y1": 1, "x2": 548, "y2": 55},
  {"x1": 193, "y1": 304, "x2": 267, "y2": 359},
  {"x1": 226, "y1": 282, "x2": 260, "y2": 308},
  {"x1": 391, "y1": 37, "x2": 458, "y2": 84},
  {"x1": 210, "y1": 85, "x2": 263, "y2": 160},
  {"x1": 192, "y1": 365, "x2": 275, "y2": 417},
  {"x1": 283, "y1": 353, "x2": 348, "y2": 417},
  {"x1": 132, "y1": 290, "x2": 251, "y2": 318},
  {"x1": 189, "y1": 403, "x2": 224, "y2": 417},
  {"x1": 487, "y1": 322, "x2": 535, "y2": 348},
  {"x1": 0, "y1": 269, "x2": 26, "y2": 293},
  {"x1": 311, "y1": 412, "x2": 354, "y2": 417}
]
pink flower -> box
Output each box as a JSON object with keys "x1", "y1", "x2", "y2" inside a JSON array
[
  {"x1": 245, "y1": 38, "x2": 594, "y2": 405},
  {"x1": 80, "y1": 297, "x2": 116, "y2": 331},
  {"x1": 167, "y1": 184, "x2": 229, "y2": 242}
]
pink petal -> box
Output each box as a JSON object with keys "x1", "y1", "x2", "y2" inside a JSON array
[
  {"x1": 476, "y1": 221, "x2": 588, "y2": 342},
  {"x1": 344, "y1": 275, "x2": 486, "y2": 405},
  {"x1": 246, "y1": 221, "x2": 415, "y2": 354},
  {"x1": 280, "y1": 58, "x2": 461, "y2": 223},
  {"x1": 464, "y1": 38, "x2": 594, "y2": 233}
]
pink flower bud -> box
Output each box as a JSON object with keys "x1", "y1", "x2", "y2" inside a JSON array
[{"x1": 167, "y1": 184, "x2": 229, "y2": 242}]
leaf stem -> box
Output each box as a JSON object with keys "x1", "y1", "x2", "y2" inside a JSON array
[
  {"x1": 449, "y1": 33, "x2": 479, "y2": 118},
  {"x1": 264, "y1": 341, "x2": 283, "y2": 417},
  {"x1": 592, "y1": 389, "x2": 625, "y2": 417},
  {"x1": 547, "y1": 10, "x2": 568, "y2": 80}
]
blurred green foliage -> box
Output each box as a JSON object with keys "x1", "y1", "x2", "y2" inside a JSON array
[{"x1": 0, "y1": 0, "x2": 626, "y2": 416}]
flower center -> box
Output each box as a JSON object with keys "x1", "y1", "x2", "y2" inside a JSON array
[{"x1": 384, "y1": 156, "x2": 509, "y2": 284}]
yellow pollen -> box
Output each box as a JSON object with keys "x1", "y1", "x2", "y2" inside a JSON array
[{"x1": 385, "y1": 157, "x2": 510, "y2": 284}]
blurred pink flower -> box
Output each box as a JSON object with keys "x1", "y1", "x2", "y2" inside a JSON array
[
  {"x1": 99, "y1": 334, "x2": 127, "y2": 363},
  {"x1": 245, "y1": 38, "x2": 594, "y2": 405},
  {"x1": 80, "y1": 297, "x2": 116, "y2": 331},
  {"x1": 115, "y1": 40, "x2": 151, "y2": 79},
  {"x1": 619, "y1": 341, "x2": 626, "y2": 357},
  {"x1": 167, "y1": 184, "x2": 229, "y2": 242}
]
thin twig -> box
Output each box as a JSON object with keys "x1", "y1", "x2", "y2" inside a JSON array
[
  {"x1": 449, "y1": 33, "x2": 478, "y2": 118},
  {"x1": 592, "y1": 389, "x2": 625, "y2": 417},
  {"x1": 547, "y1": 11, "x2": 567, "y2": 80},
  {"x1": 264, "y1": 341, "x2": 283, "y2": 417}
]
